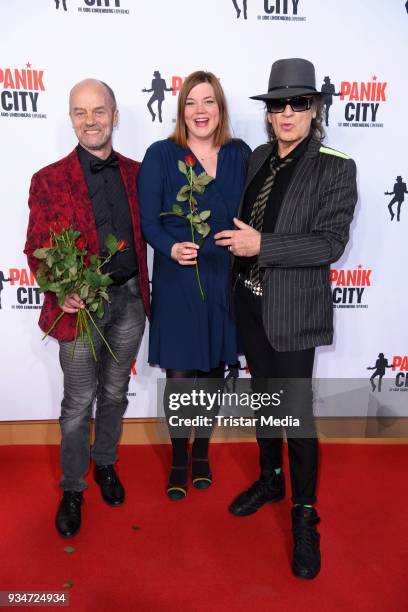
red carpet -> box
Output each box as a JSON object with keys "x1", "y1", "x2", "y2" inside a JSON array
[{"x1": 1, "y1": 443, "x2": 407, "y2": 611}]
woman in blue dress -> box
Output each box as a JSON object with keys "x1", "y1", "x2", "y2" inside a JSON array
[{"x1": 138, "y1": 71, "x2": 251, "y2": 500}]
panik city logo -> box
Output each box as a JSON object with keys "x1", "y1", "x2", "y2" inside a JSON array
[
  {"x1": 259, "y1": 0, "x2": 305, "y2": 21},
  {"x1": 330, "y1": 265, "x2": 372, "y2": 309},
  {"x1": 231, "y1": 0, "x2": 306, "y2": 22},
  {"x1": 337, "y1": 75, "x2": 387, "y2": 128},
  {"x1": 0, "y1": 268, "x2": 43, "y2": 311},
  {"x1": 0, "y1": 63, "x2": 46, "y2": 119},
  {"x1": 78, "y1": 0, "x2": 130, "y2": 15},
  {"x1": 367, "y1": 353, "x2": 408, "y2": 392}
]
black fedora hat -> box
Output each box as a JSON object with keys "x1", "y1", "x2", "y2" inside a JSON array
[{"x1": 251, "y1": 58, "x2": 321, "y2": 101}]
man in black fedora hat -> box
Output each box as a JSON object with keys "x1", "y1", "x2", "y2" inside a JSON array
[{"x1": 215, "y1": 58, "x2": 357, "y2": 579}]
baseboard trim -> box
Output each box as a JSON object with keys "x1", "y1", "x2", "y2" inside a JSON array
[{"x1": 0, "y1": 418, "x2": 407, "y2": 445}]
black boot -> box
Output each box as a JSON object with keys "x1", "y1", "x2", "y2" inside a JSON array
[
  {"x1": 55, "y1": 491, "x2": 83, "y2": 537},
  {"x1": 94, "y1": 464, "x2": 125, "y2": 506},
  {"x1": 291, "y1": 505, "x2": 321, "y2": 579},
  {"x1": 229, "y1": 471, "x2": 285, "y2": 516}
]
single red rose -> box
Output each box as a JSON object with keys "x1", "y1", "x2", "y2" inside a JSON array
[
  {"x1": 50, "y1": 217, "x2": 69, "y2": 234},
  {"x1": 117, "y1": 239, "x2": 127, "y2": 252},
  {"x1": 76, "y1": 236, "x2": 87, "y2": 250},
  {"x1": 58, "y1": 216, "x2": 70, "y2": 231},
  {"x1": 43, "y1": 237, "x2": 53, "y2": 249},
  {"x1": 50, "y1": 221, "x2": 61, "y2": 234},
  {"x1": 185, "y1": 155, "x2": 196, "y2": 167}
]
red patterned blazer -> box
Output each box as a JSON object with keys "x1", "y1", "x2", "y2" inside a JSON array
[{"x1": 24, "y1": 147, "x2": 150, "y2": 341}]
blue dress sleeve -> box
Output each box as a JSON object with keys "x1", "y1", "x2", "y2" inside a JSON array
[{"x1": 137, "y1": 142, "x2": 176, "y2": 258}]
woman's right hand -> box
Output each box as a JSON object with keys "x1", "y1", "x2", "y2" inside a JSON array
[{"x1": 171, "y1": 242, "x2": 199, "y2": 265}]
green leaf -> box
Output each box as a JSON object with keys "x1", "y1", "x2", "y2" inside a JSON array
[
  {"x1": 80, "y1": 285, "x2": 89, "y2": 299},
  {"x1": 85, "y1": 270, "x2": 102, "y2": 288},
  {"x1": 47, "y1": 282, "x2": 61, "y2": 293},
  {"x1": 105, "y1": 233, "x2": 118, "y2": 256},
  {"x1": 96, "y1": 302, "x2": 104, "y2": 319},
  {"x1": 46, "y1": 253, "x2": 54, "y2": 268},
  {"x1": 100, "y1": 274, "x2": 113, "y2": 287},
  {"x1": 199, "y1": 210, "x2": 211, "y2": 221},
  {"x1": 64, "y1": 254, "x2": 76, "y2": 268},
  {"x1": 176, "y1": 185, "x2": 191, "y2": 202},
  {"x1": 172, "y1": 204, "x2": 184, "y2": 214},
  {"x1": 201, "y1": 223, "x2": 210, "y2": 238},
  {"x1": 69, "y1": 265, "x2": 77, "y2": 277},
  {"x1": 33, "y1": 248, "x2": 48, "y2": 260},
  {"x1": 195, "y1": 222, "x2": 210, "y2": 238},
  {"x1": 37, "y1": 275, "x2": 48, "y2": 289},
  {"x1": 63, "y1": 582, "x2": 73, "y2": 588},
  {"x1": 195, "y1": 172, "x2": 214, "y2": 186},
  {"x1": 178, "y1": 160, "x2": 187, "y2": 176},
  {"x1": 192, "y1": 183, "x2": 205, "y2": 195},
  {"x1": 160, "y1": 211, "x2": 184, "y2": 218},
  {"x1": 90, "y1": 254, "x2": 99, "y2": 267},
  {"x1": 88, "y1": 302, "x2": 98, "y2": 312},
  {"x1": 64, "y1": 546, "x2": 75, "y2": 554}
]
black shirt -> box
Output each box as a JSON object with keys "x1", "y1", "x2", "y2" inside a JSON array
[
  {"x1": 241, "y1": 135, "x2": 311, "y2": 232},
  {"x1": 77, "y1": 145, "x2": 138, "y2": 283},
  {"x1": 237, "y1": 136, "x2": 311, "y2": 277}
]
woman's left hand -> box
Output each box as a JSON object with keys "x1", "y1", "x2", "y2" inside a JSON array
[{"x1": 214, "y1": 218, "x2": 261, "y2": 257}]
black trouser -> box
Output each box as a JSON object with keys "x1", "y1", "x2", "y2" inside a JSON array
[{"x1": 234, "y1": 280, "x2": 318, "y2": 505}]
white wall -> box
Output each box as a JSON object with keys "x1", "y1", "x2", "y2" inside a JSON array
[{"x1": 0, "y1": 0, "x2": 406, "y2": 420}]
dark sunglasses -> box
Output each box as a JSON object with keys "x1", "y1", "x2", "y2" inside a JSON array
[{"x1": 267, "y1": 96, "x2": 313, "y2": 113}]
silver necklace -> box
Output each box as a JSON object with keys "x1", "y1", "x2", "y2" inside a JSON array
[{"x1": 189, "y1": 146, "x2": 220, "y2": 161}]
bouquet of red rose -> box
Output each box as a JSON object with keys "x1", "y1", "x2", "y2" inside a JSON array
[
  {"x1": 33, "y1": 218, "x2": 127, "y2": 361},
  {"x1": 160, "y1": 155, "x2": 213, "y2": 299}
]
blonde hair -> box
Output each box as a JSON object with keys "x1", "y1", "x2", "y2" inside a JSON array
[{"x1": 170, "y1": 71, "x2": 231, "y2": 147}]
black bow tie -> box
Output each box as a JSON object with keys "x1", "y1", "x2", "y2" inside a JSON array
[{"x1": 90, "y1": 154, "x2": 119, "y2": 173}]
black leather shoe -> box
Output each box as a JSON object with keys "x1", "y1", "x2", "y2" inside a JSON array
[
  {"x1": 291, "y1": 505, "x2": 321, "y2": 580},
  {"x1": 94, "y1": 464, "x2": 125, "y2": 506},
  {"x1": 55, "y1": 491, "x2": 83, "y2": 537},
  {"x1": 229, "y1": 472, "x2": 285, "y2": 516}
]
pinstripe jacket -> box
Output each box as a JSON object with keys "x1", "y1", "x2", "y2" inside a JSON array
[{"x1": 235, "y1": 137, "x2": 358, "y2": 352}]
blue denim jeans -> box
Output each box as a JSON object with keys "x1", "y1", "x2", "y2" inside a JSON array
[{"x1": 58, "y1": 276, "x2": 145, "y2": 491}]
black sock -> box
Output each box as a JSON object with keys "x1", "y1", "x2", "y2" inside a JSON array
[
  {"x1": 192, "y1": 437, "x2": 209, "y2": 459},
  {"x1": 171, "y1": 437, "x2": 188, "y2": 466}
]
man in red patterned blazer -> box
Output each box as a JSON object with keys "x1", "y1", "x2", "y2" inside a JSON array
[{"x1": 25, "y1": 79, "x2": 150, "y2": 537}]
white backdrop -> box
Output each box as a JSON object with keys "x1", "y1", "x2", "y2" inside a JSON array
[{"x1": 0, "y1": 0, "x2": 407, "y2": 420}]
